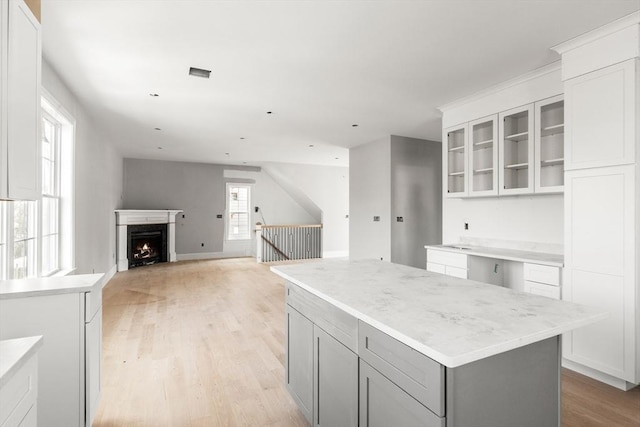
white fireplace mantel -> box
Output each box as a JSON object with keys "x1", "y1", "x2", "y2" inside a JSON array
[{"x1": 115, "y1": 209, "x2": 183, "y2": 271}]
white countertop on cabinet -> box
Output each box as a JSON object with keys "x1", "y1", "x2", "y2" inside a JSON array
[
  {"x1": 0, "y1": 336, "x2": 43, "y2": 388},
  {"x1": 271, "y1": 259, "x2": 604, "y2": 368},
  {"x1": 425, "y1": 244, "x2": 564, "y2": 267},
  {"x1": 0, "y1": 274, "x2": 104, "y2": 299}
]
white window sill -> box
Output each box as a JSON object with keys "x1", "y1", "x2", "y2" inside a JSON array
[{"x1": 47, "y1": 268, "x2": 77, "y2": 278}]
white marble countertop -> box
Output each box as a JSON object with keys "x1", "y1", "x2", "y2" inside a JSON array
[
  {"x1": 271, "y1": 259, "x2": 605, "y2": 368},
  {"x1": 425, "y1": 244, "x2": 564, "y2": 267},
  {"x1": 0, "y1": 274, "x2": 104, "y2": 300},
  {"x1": 0, "y1": 336, "x2": 43, "y2": 388}
]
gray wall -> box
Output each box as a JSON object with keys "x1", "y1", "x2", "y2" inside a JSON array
[
  {"x1": 349, "y1": 137, "x2": 391, "y2": 261},
  {"x1": 349, "y1": 135, "x2": 442, "y2": 267},
  {"x1": 390, "y1": 136, "x2": 442, "y2": 268},
  {"x1": 42, "y1": 59, "x2": 124, "y2": 276},
  {"x1": 123, "y1": 158, "x2": 227, "y2": 254}
]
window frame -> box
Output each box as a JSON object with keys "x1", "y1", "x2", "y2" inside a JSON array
[
  {"x1": 225, "y1": 183, "x2": 252, "y2": 241},
  {"x1": 40, "y1": 107, "x2": 62, "y2": 276}
]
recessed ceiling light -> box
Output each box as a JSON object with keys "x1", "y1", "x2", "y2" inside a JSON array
[
  {"x1": 308, "y1": 144, "x2": 314, "y2": 147},
  {"x1": 335, "y1": 157, "x2": 339, "y2": 160},
  {"x1": 240, "y1": 137, "x2": 245, "y2": 140},
  {"x1": 225, "y1": 152, "x2": 230, "y2": 155},
  {"x1": 243, "y1": 162, "x2": 247, "y2": 164},
  {"x1": 157, "y1": 147, "x2": 163, "y2": 150},
  {"x1": 189, "y1": 67, "x2": 211, "y2": 79},
  {"x1": 266, "y1": 111, "x2": 273, "y2": 114},
  {"x1": 149, "y1": 93, "x2": 159, "y2": 97},
  {"x1": 154, "y1": 127, "x2": 161, "y2": 131},
  {"x1": 352, "y1": 124, "x2": 359, "y2": 127}
]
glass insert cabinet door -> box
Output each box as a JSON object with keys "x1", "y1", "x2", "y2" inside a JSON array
[
  {"x1": 499, "y1": 104, "x2": 535, "y2": 195},
  {"x1": 469, "y1": 115, "x2": 498, "y2": 196},
  {"x1": 535, "y1": 95, "x2": 564, "y2": 193},
  {"x1": 444, "y1": 123, "x2": 468, "y2": 197}
]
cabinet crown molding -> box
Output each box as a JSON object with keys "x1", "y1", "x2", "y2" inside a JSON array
[
  {"x1": 438, "y1": 62, "x2": 561, "y2": 114},
  {"x1": 551, "y1": 11, "x2": 640, "y2": 55}
]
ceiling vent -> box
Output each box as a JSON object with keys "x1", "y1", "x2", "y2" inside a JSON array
[{"x1": 189, "y1": 67, "x2": 211, "y2": 79}]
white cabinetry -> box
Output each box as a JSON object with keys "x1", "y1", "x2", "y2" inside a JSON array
[
  {"x1": 0, "y1": 0, "x2": 41, "y2": 200},
  {"x1": 444, "y1": 124, "x2": 468, "y2": 197},
  {"x1": 564, "y1": 61, "x2": 635, "y2": 170},
  {"x1": 534, "y1": 95, "x2": 565, "y2": 192},
  {"x1": 426, "y1": 249, "x2": 468, "y2": 279},
  {"x1": 0, "y1": 277, "x2": 103, "y2": 426},
  {"x1": 499, "y1": 104, "x2": 535, "y2": 194},
  {"x1": 554, "y1": 16, "x2": 639, "y2": 388},
  {"x1": 523, "y1": 263, "x2": 561, "y2": 300},
  {"x1": 0, "y1": 336, "x2": 42, "y2": 427},
  {"x1": 469, "y1": 115, "x2": 498, "y2": 196}
]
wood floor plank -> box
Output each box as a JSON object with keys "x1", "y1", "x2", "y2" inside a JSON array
[{"x1": 93, "y1": 258, "x2": 638, "y2": 426}]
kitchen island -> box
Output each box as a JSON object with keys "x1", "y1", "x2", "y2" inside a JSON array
[{"x1": 271, "y1": 259, "x2": 606, "y2": 427}]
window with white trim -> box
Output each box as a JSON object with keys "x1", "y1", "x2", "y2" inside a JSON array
[
  {"x1": 227, "y1": 184, "x2": 251, "y2": 240},
  {"x1": 41, "y1": 110, "x2": 61, "y2": 275},
  {"x1": 0, "y1": 92, "x2": 74, "y2": 279},
  {"x1": 0, "y1": 203, "x2": 7, "y2": 280},
  {"x1": 12, "y1": 200, "x2": 37, "y2": 279}
]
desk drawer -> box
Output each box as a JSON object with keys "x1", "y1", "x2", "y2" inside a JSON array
[
  {"x1": 285, "y1": 282, "x2": 358, "y2": 352},
  {"x1": 523, "y1": 263, "x2": 560, "y2": 286},
  {"x1": 358, "y1": 321, "x2": 445, "y2": 417},
  {"x1": 427, "y1": 250, "x2": 467, "y2": 269}
]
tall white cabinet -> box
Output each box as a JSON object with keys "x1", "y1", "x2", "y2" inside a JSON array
[
  {"x1": 553, "y1": 13, "x2": 639, "y2": 390},
  {"x1": 0, "y1": 0, "x2": 41, "y2": 200}
]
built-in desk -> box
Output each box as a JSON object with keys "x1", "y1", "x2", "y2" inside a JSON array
[{"x1": 425, "y1": 244, "x2": 564, "y2": 299}]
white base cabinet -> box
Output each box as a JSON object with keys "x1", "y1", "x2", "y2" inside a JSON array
[{"x1": 0, "y1": 282, "x2": 102, "y2": 427}]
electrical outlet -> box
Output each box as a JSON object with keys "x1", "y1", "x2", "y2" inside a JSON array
[
  {"x1": 201, "y1": 243, "x2": 204, "y2": 247},
  {"x1": 396, "y1": 217, "x2": 404, "y2": 222},
  {"x1": 216, "y1": 214, "x2": 223, "y2": 219},
  {"x1": 373, "y1": 216, "x2": 380, "y2": 222},
  {"x1": 464, "y1": 222, "x2": 469, "y2": 230}
]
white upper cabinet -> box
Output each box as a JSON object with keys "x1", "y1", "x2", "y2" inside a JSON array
[
  {"x1": 534, "y1": 95, "x2": 565, "y2": 193},
  {"x1": 564, "y1": 60, "x2": 636, "y2": 170},
  {"x1": 468, "y1": 115, "x2": 498, "y2": 197},
  {"x1": 0, "y1": 0, "x2": 41, "y2": 201},
  {"x1": 444, "y1": 123, "x2": 468, "y2": 198},
  {"x1": 498, "y1": 104, "x2": 535, "y2": 195}
]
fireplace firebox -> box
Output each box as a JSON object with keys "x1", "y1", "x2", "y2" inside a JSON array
[{"x1": 127, "y1": 224, "x2": 168, "y2": 268}]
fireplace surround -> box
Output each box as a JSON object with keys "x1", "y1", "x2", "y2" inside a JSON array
[{"x1": 115, "y1": 210, "x2": 182, "y2": 271}]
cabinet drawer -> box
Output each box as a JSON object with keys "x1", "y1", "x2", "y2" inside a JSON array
[
  {"x1": 427, "y1": 249, "x2": 467, "y2": 269},
  {"x1": 0, "y1": 356, "x2": 37, "y2": 427},
  {"x1": 426, "y1": 262, "x2": 446, "y2": 274},
  {"x1": 524, "y1": 281, "x2": 561, "y2": 300},
  {"x1": 84, "y1": 284, "x2": 102, "y2": 323},
  {"x1": 445, "y1": 266, "x2": 468, "y2": 279},
  {"x1": 286, "y1": 282, "x2": 358, "y2": 352},
  {"x1": 358, "y1": 321, "x2": 445, "y2": 417},
  {"x1": 523, "y1": 263, "x2": 560, "y2": 286}
]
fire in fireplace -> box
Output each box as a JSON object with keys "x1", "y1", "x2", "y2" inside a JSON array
[{"x1": 127, "y1": 224, "x2": 168, "y2": 268}]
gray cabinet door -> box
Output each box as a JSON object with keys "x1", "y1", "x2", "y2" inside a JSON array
[
  {"x1": 313, "y1": 326, "x2": 358, "y2": 427},
  {"x1": 286, "y1": 305, "x2": 313, "y2": 424},
  {"x1": 359, "y1": 360, "x2": 445, "y2": 427}
]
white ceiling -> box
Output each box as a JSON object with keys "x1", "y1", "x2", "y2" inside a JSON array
[{"x1": 41, "y1": 0, "x2": 640, "y2": 167}]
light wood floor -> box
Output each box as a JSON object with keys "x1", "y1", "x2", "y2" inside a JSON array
[{"x1": 94, "y1": 258, "x2": 639, "y2": 427}]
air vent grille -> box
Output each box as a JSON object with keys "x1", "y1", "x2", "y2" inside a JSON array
[{"x1": 189, "y1": 67, "x2": 211, "y2": 78}]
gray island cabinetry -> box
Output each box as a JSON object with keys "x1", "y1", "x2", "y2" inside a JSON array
[{"x1": 273, "y1": 259, "x2": 606, "y2": 427}]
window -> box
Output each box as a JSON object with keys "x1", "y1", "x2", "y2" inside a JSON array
[
  {"x1": 0, "y1": 91, "x2": 74, "y2": 279},
  {"x1": 41, "y1": 110, "x2": 61, "y2": 275},
  {"x1": 12, "y1": 200, "x2": 37, "y2": 279},
  {"x1": 227, "y1": 184, "x2": 251, "y2": 240},
  {"x1": 0, "y1": 203, "x2": 6, "y2": 280}
]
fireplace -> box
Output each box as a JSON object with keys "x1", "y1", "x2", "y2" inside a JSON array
[
  {"x1": 115, "y1": 210, "x2": 182, "y2": 272},
  {"x1": 128, "y1": 224, "x2": 167, "y2": 268}
]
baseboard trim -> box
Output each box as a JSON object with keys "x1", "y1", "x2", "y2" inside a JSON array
[
  {"x1": 562, "y1": 358, "x2": 638, "y2": 391},
  {"x1": 102, "y1": 264, "x2": 117, "y2": 288},
  {"x1": 177, "y1": 252, "x2": 253, "y2": 261}
]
